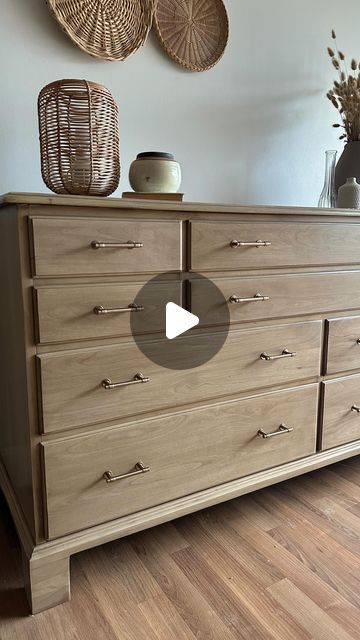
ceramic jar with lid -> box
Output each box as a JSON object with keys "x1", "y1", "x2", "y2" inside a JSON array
[{"x1": 129, "y1": 152, "x2": 181, "y2": 193}]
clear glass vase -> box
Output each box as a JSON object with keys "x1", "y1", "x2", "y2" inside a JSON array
[{"x1": 318, "y1": 150, "x2": 337, "y2": 208}]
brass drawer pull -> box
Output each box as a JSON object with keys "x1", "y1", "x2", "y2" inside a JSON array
[
  {"x1": 230, "y1": 239, "x2": 271, "y2": 248},
  {"x1": 102, "y1": 373, "x2": 149, "y2": 390},
  {"x1": 103, "y1": 461, "x2": 150, "y2": 483},
  {"x1": 229, "y1": 293, "x2": 269, "y2": 304},
  {"x1": 351, "y1": 404, "x2": 360, "y2": 413},
  {"x1": 94, "y1": 303, "x2": 144, "y2": 315},
  {"x1": 260, "y1": 348, "x2": 296, "y2": 361},
  {"x1": 257, "y1": 424, "x2": 293, "y2": 439},
  {"x1": 91, "y1": 240, "x2": 143, "y2": 250}
]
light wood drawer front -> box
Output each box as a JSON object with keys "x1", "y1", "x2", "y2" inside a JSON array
[
  {"x1": 192, "y1": 271, "x2": 360, "y2": 326},
  {"x1": 190, "y1": 221, "x2": 360, "y2": 270},
  {"x1": 35, "y1": 281, "x2": 182, "y2": 344},
  {"x1": 321, "y1": 375, "x2": 360, "y2": 449},
  {"x1": 31, "y1": 217, "x2": 182, "y2": 276},
  {"x1": 326, "y1": 316, "x2": 360, "y2": 375},
  {"x1": 43, "y1": 384, "x2": 318, "y2": 538},
  {"x1": 38, "y1": 321, "x2": 321, "y2": 433}
]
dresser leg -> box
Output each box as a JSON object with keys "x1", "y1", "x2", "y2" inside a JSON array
[{"x1": 22, "y1": 548, "x2": 70, "y2": 614}]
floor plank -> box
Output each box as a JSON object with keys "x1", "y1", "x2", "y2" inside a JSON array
[
  {"x1": 171, "y1": 544, "x2": 275, "y2": 640},
  {"x1": 348, "y1": 502, "x2": 360, "y2": 518},
  {"x1": 129, "y1": 527, "x2": 237, "y2": 640},
  {"x1": 172, "y1": 521, "x2": 311, "y2": 640},
  {"x1": 333, "y1": 459, "x2": 360, "y2": 485},
  {"x1": 138, "y1": 594, "x2": 197, "y2": 640},
  {"x1": 268, "y1": 579, "x2": 355, "y2": 640},
  {"x1": 268, "y1": 523, "x2": 360, "y2": 608},
  {"x1": 193, "y1": 509, "x2": 284, "y2": 588},
  {"x1": 0, "y1": 457, "x2": 359, "y2": 640}
]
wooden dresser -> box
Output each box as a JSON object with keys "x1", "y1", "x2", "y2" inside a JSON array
[{"x1": 1, "y1": 193, "x2": 360, "y2": 614}]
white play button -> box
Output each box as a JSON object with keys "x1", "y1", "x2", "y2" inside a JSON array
[{"x1": 166, "y1": 302, "x2": 199, "y2": 340}]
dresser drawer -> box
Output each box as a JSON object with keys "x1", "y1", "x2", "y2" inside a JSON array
[
  {"x1": 30, "y1": 217, "x2": 182, "y2": 276},
  {"x1": 192, "y1": 271, "x2": 360, "y2": 327},
  {"x1": 43, "y1": 384, "x2": 318, "y2": 538},
  {"x1": 190, "y1": 221, "x2": 360, "y2": 271},
  {"x1": 325, "y1": 316, "x2": 360, "y2": 375},
  {"x1": 38, "y1": 321, "x2": 321, "y2": 433},
  {"x1": 35, "y1": 281, "x2": 182, "y2": 344},
  {"x1": 321, "y1": 375, "x2": 360, "y2": 449}
]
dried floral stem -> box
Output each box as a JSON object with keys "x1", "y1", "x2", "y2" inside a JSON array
[
  {"x1": 332, "y1": 30, "x2": 349, "y2": 79},
  {"x1": 327, "y1": 30, "x2": 360, "y2": 142}
]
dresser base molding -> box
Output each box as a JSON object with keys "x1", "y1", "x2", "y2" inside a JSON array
[{"x1": 2, "y1": 443, "x2": 359, "y2": 614}]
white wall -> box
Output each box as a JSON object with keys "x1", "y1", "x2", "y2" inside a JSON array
[{"x1": 1, "y1": 0, "x2": 359, "y2": 205}]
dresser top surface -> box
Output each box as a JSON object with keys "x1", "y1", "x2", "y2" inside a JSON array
[{"x1": 1, "y1": 192, "x2": 360, "y2": 218}]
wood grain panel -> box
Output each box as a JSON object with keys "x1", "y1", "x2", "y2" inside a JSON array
[
  {"x1": 0, "y1": 206, "x2": 35, "y2": 535},
  {"x1": 326, "y1": 315, "x2": 360, "y2": 374},
  {"x1": 43, "y1": 384, "x2": 318, "y2": 538},
  {"x1": 190, "y1": 221, "x2": 360, "y2": 270},
  {"x1": 30, "y1": 217, "x2": 182, "y2": 276},
  {"x1": 38, "y1": 321, "x2": 321, "y2": 433},
  {"x1": 321, "y1": 375, "x2": 360, "y2": 450},
  {"x1": 191, "y1": 271, "x2": 360, "y2": 326},
  {"x1": 35, "y1": 281, "x2": 182, "y2": 343}
]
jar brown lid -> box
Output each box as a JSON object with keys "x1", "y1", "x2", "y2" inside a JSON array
[{"x1": 137, "y1": 152, "x2": 175, "y2": 160}]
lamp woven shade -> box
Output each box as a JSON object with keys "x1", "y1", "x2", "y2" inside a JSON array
[
  {"x1": 38, "y1": 79, "x2": 120, "y2": 197},
  {"x1": 47, "y1": 0, "x2": 153, "y2": 61},
  {"x1": 153, "y1": 0, "x2": 229, "y2": 71}
]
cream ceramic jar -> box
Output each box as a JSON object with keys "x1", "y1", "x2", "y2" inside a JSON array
[{"x1": 129, "y1": 152, "x2": 181, "y2": 193}]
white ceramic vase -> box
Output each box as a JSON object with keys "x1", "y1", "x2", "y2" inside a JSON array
[
  {"x1": 337, "y1": 177, "x2": 360, "y2": 209},
  {"x1": 129, "y1": 152, "x2": 181, "y2": 193}
]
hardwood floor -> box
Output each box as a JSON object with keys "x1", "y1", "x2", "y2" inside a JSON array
[{"x1": 0, "y1": 457, "x2": 359, "y2": 640}]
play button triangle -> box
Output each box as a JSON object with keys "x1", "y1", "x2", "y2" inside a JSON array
[{"x1": 166, "y1": 302, "x2": 199, "y2": 340}]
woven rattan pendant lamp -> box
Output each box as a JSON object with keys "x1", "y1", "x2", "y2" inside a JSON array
[
  {"x1": 47, "y1": 0, "x2": 153, "y2": 61},
  {"x1": 38, "y1": 79, "x2": 120, "y2": 196}
]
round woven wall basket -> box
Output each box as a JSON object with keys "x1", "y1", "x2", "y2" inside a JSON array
[
  {"x1": 46, "y1": 0, "x2": 153, "y2": 61},
  {"x1": 153, "y1": 0, "x2": 229, "y2": 71},
  {"x1": 38, "y1": 79, "x2": 120, "y2": 197}
]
